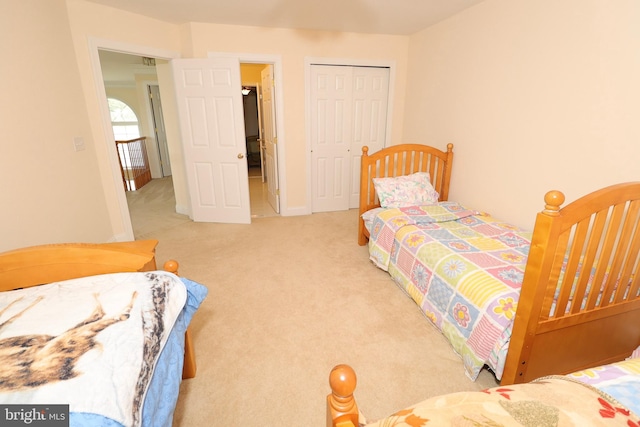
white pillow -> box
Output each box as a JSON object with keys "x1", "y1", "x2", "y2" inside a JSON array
[{"x1": 372, "y1": 172, "x2": 439, "y2": 208}]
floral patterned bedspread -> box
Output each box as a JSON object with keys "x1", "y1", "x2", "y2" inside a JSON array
[
  {"x1": 568, "y1": 357, "x2": 640, "y2": 417},
  {"x1": 364, "y1": 359, "x2": 640, "y2": 427},
  {"x1": 368, "y1": 202, "x2": 532, "y2": 380}
]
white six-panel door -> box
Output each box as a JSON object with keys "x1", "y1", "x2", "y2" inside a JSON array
[
  {"x1": 310, "y1": 65, "x2": 353, "y2": 212},
  {"x1": 349, "y1": 67, "x2": 390, "y2": 208},
  {"x1": 310, "y1": 65, "x2": 390, "y2": 212},
  {"x1": 171, "y1": 58, "x2": 251, "y2": 224}
]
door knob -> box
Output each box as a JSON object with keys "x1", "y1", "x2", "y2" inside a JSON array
[{"x1": 238, "y1": 153, "x2": 245, "y2": 159}]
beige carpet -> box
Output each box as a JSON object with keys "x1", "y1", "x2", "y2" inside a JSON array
[{"x1": 127, "y1": 180, "x2": 499, "y2": 426}]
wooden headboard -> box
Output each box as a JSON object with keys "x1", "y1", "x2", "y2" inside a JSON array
[
  {"x1": 358, "y1": 143, "x2": 454, "y2": 245},
  {"x1": 0, "y1": 240, "x2": 161, "y2": 291}
]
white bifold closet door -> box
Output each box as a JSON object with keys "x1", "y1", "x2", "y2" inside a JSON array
[{"x1": 310, "y1": 65, "x2": 390, "y2": 212}]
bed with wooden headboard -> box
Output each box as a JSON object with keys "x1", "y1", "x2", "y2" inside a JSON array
[
  {"x1": 356, "y1": 143, "x2": 640, "y2": 386},
  {"x1": 0, "y1": 240, "x2": 207, "y2": 427}
]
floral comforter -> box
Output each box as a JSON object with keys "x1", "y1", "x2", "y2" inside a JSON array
[
  {"x1": 364, "y1": 358, "x2": 640, "y2": 427},
  {"x1": 368, "y1": 202, "x2": 532, "y2": 380}
]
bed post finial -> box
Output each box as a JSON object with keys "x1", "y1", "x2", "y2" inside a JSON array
[
  {"x1": 446, "y1": 142, "x2": 453, "y2": 152},
  {"x1": 362, "y1": 146, "x2": 369, "y2": 157},
  {"x1": 543, "y1": 190, "x2": 565, "y2": 216},
  {"x1": 327, "y1": 364, "x2": 358, "y2": 427},
  {"x1": 163, "y1": 260, "x2": 179, "y2": 275}
]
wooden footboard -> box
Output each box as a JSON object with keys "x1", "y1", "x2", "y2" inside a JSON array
[
  {"x1": 0, "y1": 240, "x2": 198, "y2": 379},
  {"x1": 358, "y1": 143, "x2": 454, "y2": 245},
  {"x1": 502, "y1": 183, "x2": 640, "y2": 384}
]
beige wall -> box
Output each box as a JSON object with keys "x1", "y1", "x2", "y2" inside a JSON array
[
  {"x1": 6, "y1": 0, "x2": 636, "y2": 250},
  {"x1": 2, "y1": 0, "x2": 409, "y2": 251},
  {"x1": 66, "y1": 0, "x2": 182, "y2": 240},
  {"x1": 403, "y1": 0, "x2": 640, "y2": 229},
  {"x1": 0, "y1": 0, "x2": 112, "y2": 252},
  {"x1": 188, "y1": 23, "x2": 410, "y2": 209},
  {"x1": 64, "y1": 1, "x2": 409, "y2": 239}
]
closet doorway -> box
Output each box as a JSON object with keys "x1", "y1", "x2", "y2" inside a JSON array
[{"x1": 308, "y1": 63, "x2": 391, "y2": 213}]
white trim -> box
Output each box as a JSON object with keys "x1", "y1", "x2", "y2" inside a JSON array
[
  {"x1": 140, "y1": 80, "x2": 162, "y2": 179},
  {"x1": 243, "y1": 81, "x2": 264, "y2": 181},
  {"x1": 176, "y1": 204, "x2": 190, "y2": 216},
  {"x1": 88, "y1": 37, "x2": 180, "y2": 241},
  {"x1": 304, "y1": 57, "x2": 396, "y2": 213},
  {"x1": 207, "y1": 52, "x2": 290, "y2": 216}
]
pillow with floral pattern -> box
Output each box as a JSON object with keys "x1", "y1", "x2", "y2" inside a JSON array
[{"x1": 373, "y1": 172, "x2": 439, "y2": 208}]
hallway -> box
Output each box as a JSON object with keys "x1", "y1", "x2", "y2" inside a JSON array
[{"x1": 126, "y1": 171, "x2": 278, "y2": 238}]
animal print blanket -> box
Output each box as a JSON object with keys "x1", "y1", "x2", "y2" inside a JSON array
[{"x1": 0, "y1": 271, "x2": 188, "y2": 427}]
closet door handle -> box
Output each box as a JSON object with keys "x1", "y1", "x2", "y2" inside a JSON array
[{"x1": 238, "y1": 153, "x2": 245, "y2": 159}]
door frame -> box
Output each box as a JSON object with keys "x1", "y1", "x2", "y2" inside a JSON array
[
  {"x1": 146, "y1": 83, "x2": 171, "y2": 178},
  {"x1": 242, "y1": 82, "x2": 264, "y2": 181},
  {"x1": 208, "y1": 52, "x2": 288, "y2": 216},
  {"x1": 304, "y1": 57, "x2": 396, "y2": 214},
  {"x1": 88, "y1": 37, "x2": 180, "y2": 241}
]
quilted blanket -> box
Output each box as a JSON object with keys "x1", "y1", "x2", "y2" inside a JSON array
[
  {"x1": 567, "y1": 357, "x2": 640, "y2": 417},
  {"x1": 364, "y1": 358, "x2": 640, "y2": 427},
  {"x1": 0, "y1": 271, "x2": 189, "y2": 427},
  {"x1": 364, "y1": 375, "x2": 640, "y2": 427},
  {"x1": 368, "y1": 203, "x2": 532, "y2": 380}
]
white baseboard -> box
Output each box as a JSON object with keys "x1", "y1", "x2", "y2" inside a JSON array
[
  {"x1": 176, "y1": 204, "x2": 191, "y2": 217},
  {"x1": 280, "y1": 206, "x2": 311, "y2": 216}
]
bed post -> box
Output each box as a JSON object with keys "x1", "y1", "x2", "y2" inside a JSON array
[
  {"x1": 358, "y1": 146, "x2": 371, "y2": 246},
  {"x1": 439, "y1": 143, "x2": 454, "y2": 201},
  {"x1": 162, "y1": 260, "x2": 198, "y2": 380},
  {"x1": 327, "y1": 364, "x2": 358, "y2": 427},
  {"x1": 501, "y1": 190, "x2": 565, "y2": 384}
]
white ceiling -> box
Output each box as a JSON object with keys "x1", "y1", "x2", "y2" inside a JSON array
[
  {"x1": 96, "y1": 0, "x2": 487, "y2": 83},
  {"x1": 85, "y1": 0, "x2": 486, "y2": 36}
]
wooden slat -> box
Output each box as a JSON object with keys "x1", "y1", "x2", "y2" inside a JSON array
[{"x1": 502, "y1": 182, "x2": 640, "y2": 384}]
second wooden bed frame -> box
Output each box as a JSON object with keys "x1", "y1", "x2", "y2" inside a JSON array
[
  {"x1": 356, "y1": 143, "x2": 640, "y2": 386},
  {"x1": 0, "y1": 239, "x2": 198, "y2": 379}
]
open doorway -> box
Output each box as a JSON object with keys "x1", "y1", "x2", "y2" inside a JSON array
[
  {"x1": 91, "y1": 41, "x2": 289, "y2": 238},
  {"x1": 240, "y1": 62, "x2": 279, "y2": 218},
  {"x1": 96, "y1": 50, "x2": 282, "y2": 237},
  {"x1": 242, "y1": 86, "x2": 262, "y2": 175},
  {"x1": 97, "y1": 50, "x2": 190, "y2": 237}
]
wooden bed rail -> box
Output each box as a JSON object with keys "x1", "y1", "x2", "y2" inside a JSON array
[
  {"x1": 327, "y1": 364, "x2": 359, "y2": 427},
  {"x1": 161, "y1": 259, "x2": 196, "y2": 379}
]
